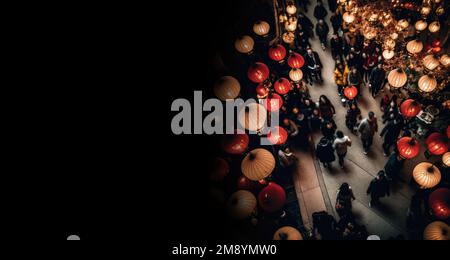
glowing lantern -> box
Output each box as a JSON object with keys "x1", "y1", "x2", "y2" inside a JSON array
[
  {"x1": 415, "y1": 20, "x2": 428, "y2": 31},
  {"x1": 209, "y1": 157, "x2": 229, "y2": 182},
  {"x1": 429, "y1": 188, "x2": 450, "y2": 220},
  {"x1": 344, "y1": 86, "x2": 358, "y2": 100},
  {"x1": 388, "y1": 69, "x2": 407, "y2": 88},
  {"x1": 385, "y1": 38, "x2": 396, "y2": 49},
  {"x1": 274, "y1": 226, "x2": 303, "y2": 240},
  {"x1": 289, "y1": 68, "x2": 303, "y2": 83},
  {"x1": 227, "y1": 190, "x2": 257, "y2": 220},
  {"x1": 285, "y1": 21, "x2": 297, "y2": 32},
  {"x1": 443, "y1": 152, "x2": 450, "y2": 167},
  {"x1": 286, "y1": 3, "x2": 297, "y2": 15},
  {"x1": 247, "y1": 62, "x2": 269, "y2": 83},
  {"x1": 400, "y1": 99, "x2": 421, "y2": 118},
  {"x1": 235, "y1": 35, "x2": 254, "y2": 54},
  {"x1": 253, "y1": 20, "x2": 270, "y2": 36},
  {"x1": 287, "y1": 53, "x2": 305, "y2": 69},
  {"x1": 264, "y1": 93, "x2": 284, "y2": 112},
  {"x1": 413, "y1": 162, "x2": 441, "y2": 189},
  {"x1": 397, "y1": 137, "x2": 420, "y2": 159},
  {"x1": 221, "y1": 131, "x2": 249, "y2": 154},
  {"x1": 363, "y1": 27, "x2": 377, "y2": 40},
  {"x1": 436, "y1": 6, "x2": 445, "y2": 16},
  {"x1": 274, "y1": 78, "x2": 291, "y2": 95},
  {"x1": 439, "y1": 54, "x2": 450, "y2": 66},
  {"x1": 213, "y1": 76, "x2": 241, "y2": 101},
  {"x1": 421, "y1": 6, "x2": 431, "y2": 16},
  {"x1": 383, "y1": 49, "x2": 395, "y2": 60},
  {"x1": 258, "y1": 182, "x2": 286, "y2": 213},
  {"x1": 406, "y1": 39, "x2": 423, "y2": 54},
  {"x1": 241, "y1": 148, "x2": 276, "y2": 181},
  {"x1": 282, "y1": 32, "x2": 295, "y2": 44},
  {"x1": 426, "y1": 132, "x2": 449, "y2": 155},
  {"x1": 418, "y1": 74, "x2": 437, "y2": 93},
  {"x1": 238, "y1": 102, "x2": 267, "y2": 132},
  {"x1": 268, "y1": 44, "x2": 287, "y2": 62},
  {"x1": 423, "y1": 55, "x2": 440, "y2": 70},
  {"x1": 343, "y1": 12, "x2": 355, "y2": 23},
  {"x1": 390, "y1": 32, "x2": 398, "y2": 40},
  {"x1": 429, "y1": 21, "x2": 440, "y2": 33},
  {"x1": 256, "y1": 84, "x2": 269, "y2": 99},
  {"x1": 397, "y1": 19, "x2": 409, "y2": 30},
  {"x1": 424, "y1": 221, "x2": 450, "y2": 240},
  {"x1": 267, "y1": 126, "x2": 288, "y2": 145}
]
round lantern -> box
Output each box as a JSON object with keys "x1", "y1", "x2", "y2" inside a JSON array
[
  {"x1": 400, "y1": 99, "x2": 421, "y2": 118},
  {"x1": 274, "y1": 78, "x2": 291, "y2": 95},
  {"x1": 418, "y1": 75, "x2": 437, "y2": 93},
  {"x1": 443, "y1": 152, "x2": 450, "y2": 167},
  {"x1": 285, "y1": 21, "x2": 297, "y2": 32},
  {"x1": 267, "y1": 126, "x2": 288, "y2": 145},
  {"x1": 213, "y1": 76, "x2": 241, "y2": 101},
  {"x1": 406, "y1": 39, "x2": 423, "y2": 54},
  {"x1": 423, "y1": 55, "x2": 440, "y2": 71},
  {"x1": 253, "y1": 20, "x2": 270, "y2": 36},
  {"x1": 344, "y1": 86, "x2": 358, "y2": 100},
  {"x1": 256, "y1": 84, "x2": 269, "y2": 99},
  {"x1": 388, "y1": 69, "x2": 407, "y2": 88},
  {"x1": 221, "y1": 131, "x2": 249, "y2": 154},
  {"x1": 268, "y1": 44, "x2": 287, "y2": 62},
  {"x1": 238, "y1": 102, "x2": 267, "y2": 132},
  {"x1": 390, "y1": 32, "x2": 399, "y2": 40},
  {"x1": 237, "y1": 175, "x2": 262, "y2": 192},
  {"x1": 286, "y1": 3, "x2": 297, "y2": 15},
  {"x1": 383, "y1": 49, "x2": 395, "y2": 60},
  {"x1": 209, "y1": 157, "x2": 229, "y2": 182},
  {"x1": 397, "y1": 19, "x2": 409, "y2": 30},
  {"x1": 429, "y1": 21, "x2": 440, "y2": 33},
  {"x1": 415, "y1": 20, "x2": 428, "y2": 31},
  {"x1": 287, "y1": 53, "x2": 305, "y2": 69},
  {"x1": 424, "y1": 221, "x2": 450, "y2": 240},
  {"x1": 436, "y1": 6, "x2": 445, "y2": 16},
  {"x1": 264, "y1": 93, "x2": 284, "y2": 112},
  {"x1": 363, "y1": 27, "x2": 377, "y2": 40},
  {"x1": 343, "y1": 12, "x2": 355, "y2": 23},
  {"x1": 282, "y1": 32, "x2": 295, "y2": 44},
  {"x1": 247, "y1": 62, "x2": 270, "y2": 83},
  {"x1": 385, "y1": 38, "x2": 396, "y2": 49},
  {"x1": 235, "y1": 35, "x2": 255, "y2": 54},
  {"x1": 433, "y1": 40, "x2": 441, "y2": 48},
  {"x1": 227, "y1": 190, "x2": 257, "y2": 220},
  {"x1": 429, "y1": 188, "x2": 450, "y2": 220},
  {"x1": 440, "y1": 54, "x2": 450, "y2": 66},
  {"x1": 258, "y1": 182, "x2": 286, "y2": 213},
  {"x1": 426, "y1": 132, "x2": 449, "y2": 155},
  {"x1": 289, "y1": 68, "x2": 303, "y2": 83},
  {"x1": 273, "y1": 226, "x2": 303, "y2": 240},
  {"x1": 413, "y1": 162, "x2": 441, "y2": 189},
  {"x1": 397, "y1": 137, "x2": 420, "y2": 159},
  {"x1": 421, "y1": 6, "x2": 431, "y2": 16},
  {"x1": 241, "y1": 148, "x2": 276, "y2": 181}
]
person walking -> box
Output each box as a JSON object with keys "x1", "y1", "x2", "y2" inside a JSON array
[
  {"x1": 358, "y1": 111, "x2": 378, "y2": 155},
  {"x1": 330, "y1": 35, "x2": 344, "y2": 61},
  {"x1": 333, "y1": 131, "x2": 352, "y2": 168},
  {"x1": 379, "y1": 114, "x2": 402, "y2": 156},
  {"x1": 313, "y1": 0, "x2": 328, "y2": 22},
  {"x1": 321, "y1": 119, "x2": 337, "y2": 141},
  {"x1": 333, "y1": 62, "x2": 349, "y2": 96},
  {"x1": 316, "y1": 137, "x2": 335, "y2": 169},
  {"x1": 305, "y1": 48, "x2": 323, "y2": 84},
  {"x1": 368, "y1": 63, "x2": 386, "y2": 97},
  {"x1": 367, "y1": 171, "x2": 390, "y2": 207},
  {"x1": 345, "y1": 101, "x2": 361, "y2": 133},
  {"x1": 384, "y1": 152, "x2": 405, "y2": 181},
  {"x1": 315, "y1": 19, "x2": 329, "y2": 50},
  {"x1": 318, "y1": 95, "x2": 336, "y2": 120},
  {"x1": 336, "y1": 183, "x2": 355, "y2": 217},
  {"x1": 329, "y1": 10, "x2": 342, "y2": 34}
]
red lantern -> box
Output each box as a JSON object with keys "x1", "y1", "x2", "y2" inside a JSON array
[
  {"x1": 267, "y1": 126, "x2": 288, "y2": 145},
  {"x1": 400, "y1": 99, "x2": 421, "y2": 118},
  {"x1": 248, "y1": 62, "x2": 270, "y2": 83},
  {"x1": 268, "y1": 44, "x2": 287, "y2": 62},
  {"x1": 256, "y1": 84, "x2": 269, "y2": 99},
  {"x1": 237, "y1": 175, "x2": 262, "y2": 192},
  {"x1": 429, "y1": 188, "x2": 450, "y2": 220},
  {"x1": 258, "y1": 182, "x2": 286, "y2": 213},
  {"x1": 433, "y1": 47, "x2": 442, "y2": 53},
  {"x1": 426, "y1": 132, "x2": 449, "y2": 155},
  {"x1": 264, "y1": 93, "x2": 284, "y2": 112},
  {"x1": 344, "y1": 86, "x2": 358, "y2": 100},
  {"x1": 397, "y1": 137, "x2": 420, "y2": 159},
  {"x1": 432, "y1": 40, "x2": 441, "y2": 47},
  {"x1": 221, "y1": 131, "x2": 249, "y2": 154},
  {"x1": 287, "y1": 52, "x2": 305, "y2": 69},
  {"x1": 274, "y1": 78, "x2": 291, "y2": 95}
]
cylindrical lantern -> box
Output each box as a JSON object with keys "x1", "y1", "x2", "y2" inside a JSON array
[
  {"x1": 273, "y1": 226, "x2": 303, "y2": 240},
  {"x1": 343, "y1": 12, "x2": 355, "y2": 23},
  {"x1": 286, "y1": 3, "x2": 297, "y2": 15},
  {"x1": 213, "y1": 76, "x2": 241, "y2": 101},
  {"x1": 256, "y1": 84, "x2": 269, "y2": 99},
  {"x1": 241, "y1": 148, "x2": 275, "y2": 181},
  {"x1": 238, "y1": 102, "x2": 267, "y2": 132},
  {"x1": 443, "y1": 152, "x2": 450, "y2": 167},
  {"x1": 247, "y1": 62, "x2": 270, "y2": 83},
  {"x1": 397, "y1": 137, "x2": 420, "y2": 159},
  {"x1": 418, "y1": 74, "x2": 437, "y2": 93},
  {"x1": 258, "y1": 182, "x2": 286, "y2": 213},
  {"x1": 406, "y1": 39, "x2": 423, "y2": 54},
  {"x1": 440, "y1": 54, "x2": 450, "y2": 66},
  {"x1": 282, "y1": 32, "x2": 295, "y2": 44},
  {"x1": 429, "y1": 21, "x2": 440, "y2": 33},
  {"x1": 268, "y1": 44, "x2": 287, "y2": 62},
  {"x1": 221, "y1": 131, "x2": 249, "y2": 154},
  {"x1": 388, "y1": 69, "x2": 407, "y2": 88},
  {"x1": 413, "y1": 162, "x2": 441, "y2": 189},
  {"x1": 287, "y1": 53, "x2": 305, "y2": 69},
  {"x1": 227, "y1": 190, "x2": 257, "y2": 220},
  {"x1": 274, "y1": 78, "x2": 291, "y2": 95},
  {"x1": 209, "y1": 157, "x2": 229, "y2": 182},
  {"x1": 289, "y1": 68, "x2": 303, "y2": 82},
  {"x1": 253, "y1": 20, "x2": 270, "y2": 36},
  {"x1": 423, "y1": 55, "x2": 440, "y2": 70},
  {"x1": 344, "y1": 86, "x2": 358, "y2": 100},
  {"x1": 383, "y1": 49, "x2": 395, "y2": 60},
  {"x1": 235, "y1": 35, "x2": 255, "y2": 54},
  {"x1": 426, "y1": 132, "x2": 449, "y2": 155},
  {"x1": 429, "y1": 188, "x2": 450, "y2": 220},
  {"x1": 267, "y1": 126, "x2": 288, "y2": 145},
  {"x1": 424, "y1": 221, "x2": 450, "y2": 240},
  {"x1": 415, "y1": 20, "x2": 428, "y2": 31},
  {"x1": 264, "y1": 93, "x2": 284, "y2": 112},
  {"x1": 400, "y1": 99, "x2": 421, "y2": 118}
]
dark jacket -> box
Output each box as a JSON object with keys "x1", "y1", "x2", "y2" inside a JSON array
[
  {"x1": 330, "y1": 13, "x2": 342, "y2": 31},
  {"x1": 330, "y1": 37, "x2": 343, "y2": 57},
  {"x1": 367, "y1": 176, "x2": 390, "y2": 197},
  {"x1": 348, "y1": 71, "x2": 362, "y2": 86},
  {"x1": 315, "y1": 22, "x2": 329, "y2": 38},
  {"x1": 314, "y1": 5, "x2": 328, "y2": 20},
  {"x1": 384, "y1": 153, "x2": 404, "y2": 178},
  {"x1": 369, "y1": 67, "x2": 386, "y2": 87},
  {"x1": 305, "y1": 52, "x2": 323, "y2": 70},
  {"x1": 380, "y1": 120, "x2": 401, "y2": 144},
  {"x1": 316, "y1": 138, "x2": 335, "y2": 163},
  {"x1": 321, "y1": 120, "x2": 337, "y2": 139}
]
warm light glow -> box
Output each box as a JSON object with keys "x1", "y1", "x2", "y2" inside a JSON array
[
  {"x1": 286, "y1": 3, "x2": 297, "y2": 15},
  {"x1": 213, "y1": 76, "x2": 241, "y2": 101},
  {"x1": 413, "y1": 162, "x2": 441, "y2": 189},
  {"x1": 235, "y1": 35, "x2": 254, "y2": 54},
  {"x1": 406, "y1": 39, "x2": 423, "y2": 54},
  {"x1": 388, "y1": 69, "x2": 407, "y2": 88},
  {"x1": 282, "y1": 32, "x2": 295, "y2": 44},
  {"x1": 383, "y1": 49, "x2": 395, "y2": 60},
  {"x1": 384, "y1": 38, "x2": 396, "y2": 49},
  {"x1": 443, "y1": 152, "x2": 450, "y2": 167},
  {"x1": 289, "y1": 68, "x2": 303, "y2": 82},
  {"x1": 439, "y1": 54, "x2": 450, "y2": 66},
  {"x1": 415, "y1": 20, "x2": 428, "y2": 31},
  {"x1": 343, "y1": 12, "x2": 355, "y2": 23},
  {"x1": 421, "y1": 6, "x2": 431, "y2": 16},
  {"x1": 397, "y1": 19, "x2": 409, "y2": 30},
  {"x1": 422, "y1": 55, "x2": 440, "y2": 71},
  {"x1": 418, "y1": 75, "x2": 437, "y2": 93},
  {"x1": 253, "y1": 20, "x2": 270, "y2": 36},
  {"x1": 429, "y1": 21, "x2": 440, "y2": 33}
]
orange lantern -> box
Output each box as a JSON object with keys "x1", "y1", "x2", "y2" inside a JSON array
[
  {"x1": 397, "y1": 137, "x2": 420, "y2": 159},
  {"x1": 418, "y1": 74, "x2": 437, "y2": 93},
  {"x1": 213, "y1": 76, "x2": 241, "y2": 101},
  {"x1": 344, "y1": 86, "x2": 358, "y2": 100},
  {"x1": 227, "y1": 190, "x2": 257, "y2": 220},
  {"x1": 388, "y1": 69, "x2": 407, "y2": 88},
  {"x1": 413, "y1": 162, "x2": 441, "y2": 189},
  {"x1": 235, "y1": 35, "x2": 254, "y2": 54},
  {"x1": 400, "y1": 99, "x2": 421, "y2": 118},
  {"x1": 424, "y1": 221, "x2": 450, "y2": 240},
  {"x1": 273, "y1": 226, "x2": 303, "y2": 240},
  {"x1": 406, "y1": 39, "x2": 423, "y2": 54},
  {"x1": 443, "y1": 152, "x2": 450, "y2": 167},
  {"x1": 289, "y1": 68, "x2": 303, "y2": 83},
  {"x1": 238, "y1": 102, "x2": 267, "y2": 132},
  {"x1": 429, "y1": 21, "x2": 441, "y2": 33},
  {"x1": 415, "y1": 20, "x2": 428, "y2": 31},
  {"x1": 440, "y1": 54, "x2": 450, "y2": 66},
  {"x1": 241, "y1": 148, "x2": 275, "y2": 181},
  {"x1": 253, "y1": 20, "x2": 270, "y2": 36}
]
